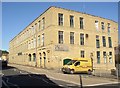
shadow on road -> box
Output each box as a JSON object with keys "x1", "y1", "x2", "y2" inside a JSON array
[
  {"x1": 2, "y1": 66, "x2": 16, "y2": 70},
  {"x1": 2, "y1": 73, "x2": 63, "y2": 88}
]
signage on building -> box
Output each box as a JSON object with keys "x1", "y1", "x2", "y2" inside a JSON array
[
  {"x1": 18, "y1": 52, "x2": 22, "y2": 56},
  {"x1": 54, "y1": 45, "x2": 69, "y2": 51}
]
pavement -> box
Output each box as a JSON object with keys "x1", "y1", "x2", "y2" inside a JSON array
[{"x1": 6, "y1": 63, "x2": 120, "y2": 88}]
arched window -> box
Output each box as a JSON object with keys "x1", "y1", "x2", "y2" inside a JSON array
[
  {"x1": 29, "y1": 54, "x2": 31, "y2": 61},
  {"x1": 43, "y1": 52, "x2": 46, "y2": 68},
  {"x1": 43, "y1": 52, "x2": 46, "y2": 59},
  {"x1": 33, "y1": 53, "x2": 36, "y2": 62}
]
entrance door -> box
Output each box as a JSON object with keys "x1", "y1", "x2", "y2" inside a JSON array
[
  {"x1": 43, "y1": 52, "x2": 46, "y2": 68},
  {"x1": 39, "y1": 53, "x2": 42, "y2": 67}
]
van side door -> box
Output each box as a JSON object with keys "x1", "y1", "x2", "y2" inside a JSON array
[{"x1": 74, "y1": 61, "x2": 80, "y2": 72}]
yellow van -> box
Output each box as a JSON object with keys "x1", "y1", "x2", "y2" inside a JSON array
[{"x1": 62, "y1": 58, "x2": 93, "y2": 74}]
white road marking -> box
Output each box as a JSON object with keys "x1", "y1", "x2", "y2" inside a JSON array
[
  {"x1": 83, "y1": 82, "x2": 120, "y2": 87},
  {"x1": 0, "y1": 73, "x2": 4, "y2": 76},
  {"x1": 19, "y1": 71, "x2": 28, "y2": 74},
  {"x1": 59, "y1": 84, "x2": 64, "y2": 86},
  {"x1": 48, "y1": 76, "x2": 80, "y2": 85},
  {"x1": 3, "y1": 76, "x2": 20, "y2": 88},
  {"x1": 2, "y1": 80, "x2": 10, "y2": 88},
  {"x1": 13, "y1": 69, "x2": 17, "y2": 71}
]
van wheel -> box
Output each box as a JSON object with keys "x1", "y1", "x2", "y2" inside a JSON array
[
  {"x1": 88, "y1": 70, "x2": 92, "y2": 75},
  {"x1": 70, "y1": 70, "x2": 74, "y2": 74}
]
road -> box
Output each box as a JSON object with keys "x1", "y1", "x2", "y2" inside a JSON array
[
  {"x1": 1, "y1": 66, "x2": 120, "y2": 88},
  {"x1": 1, "y1": 66, "x2": 80, "y2": 88}
]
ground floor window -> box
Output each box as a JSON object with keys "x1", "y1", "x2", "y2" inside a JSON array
[
  {"x1": 33, "y1": 53, "x2": 36, "y2": 62},
  {"x1": 109, "y1": 52, "x2": 112, "y2": 63},
  {"x1": 39, "y1": 53, "x2": 42, "y2": 67},
  {"x1": 29, "y1": 54, "x2": 31, "y2": 61},
  {"x1": 80, "y1": 50, "x2": 85, "y2": 58},
  {"x1": 97, "y1": 51, "x2": 100, "y2": 64},
  {"x1": 103, "y1": 52, "x2": 107, "y2": 64}
]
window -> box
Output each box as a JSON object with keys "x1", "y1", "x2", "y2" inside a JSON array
[
  {"x1": 101, "y1": 22, "x2": 104, "y2": 30},
  {"x1": 33, "y1": 38, "x2": 36, "y2": 48},
  {"x1": 108, "y1": 37, "x2": 112, "y2": 48},
  {"x1": 70, "y1": 15, "x2": 74, "y2": 27},
  {"x1": 75, "y1": 62, "x2": 80, "y2": 66},
  {"x1": 28, "y1": 41, "x2": 31, "y2": 49},
  {"x1": 31, "y1": 39, "x2": 33, "y2": 48},
  {"x1": 97, "y1": 51, "x2": 100, "y2": 64},
  {"x1": 70, "y1": 32, "x2": 74, "y2": 44},
  {"x1": 29, "y1": 54, "x2": 31, "y2": 61},
  {"x1": 58, "y1": 13, "x2": 63, "y2": 26},
  {"x1": 96, "y1": 35, "x2": 100, "y2": 48},
  {"x1": 80, "y1": 33, "x2": 84, "y2": 45},
  {"x1": 102, "y1": 36, "x2": 106, "y2": 47},
  {"x1": 33, "y1": 53, "x2": 36, "y2": 62},
  {"x1": 42, "y1": 17, "x2": 45, "y2": 29},
  {"x1": 81, "y1": 50, "x2": 85, "y2": 58},
  {"x1": 38, "y1": 35, "x2": 40, "y2": 46},
  {"x1": 35, "y1": 23, "x2": 37, "y2": 32},
  {"x1": 108, "y1": 23, "x2": 110, "y2": 33},
  {"x1": 80, "y1": 17, "x2": 84, "y2": 29},
  {"x1": 95, "y1": 20, "x2": 98, "y2": 30},
  {"x1": 58, "y1": 31, "x2": 63, "y2": 44},
  {"x1": 103, "y1": 52, "x2": 107, "y2": 64},
  {"x1": 109, "y1": 52, "x2": 112, "y2": 63},
  {"x1": 41, "y1": 33, "x2": 44, "y2": 46},
  {"x1": 38, "y1": 21, "x2": 41, "y2": 31}
]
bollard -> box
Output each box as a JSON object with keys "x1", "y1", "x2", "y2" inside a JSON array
[{"x1": 79, "y1": 75, "x2": 83, "y2": 88}]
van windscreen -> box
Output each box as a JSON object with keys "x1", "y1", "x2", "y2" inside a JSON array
[{"x1": 66, "y1": 60, "x2": 77, "y2": 65}]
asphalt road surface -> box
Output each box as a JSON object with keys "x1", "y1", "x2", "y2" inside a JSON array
[
  {"x1": 1, "y1": 66, "x2": 120, "y2": 88},
  {"x1": 1, "y1": 66, "x2": 80, "y2": 88}
]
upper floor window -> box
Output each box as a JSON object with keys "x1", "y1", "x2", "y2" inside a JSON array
[
  {"x1": 58, "y1": 13, "x2": 63, "y2": 26},
  {"x1": 70, "y1": 32, "x2": 74, "y2": 44},
  {"x1": 42, "y1": 17, "x2": 45, "y2": 30},
  {"x1": 58, "y1": 31, "x2": 63, "y2": 44},
  {"x1": 80, "y1": 33, "x2": 84, "y2": 45},
  {"x1": 95, "y1": 20, "x2": 99, "y2": 30},
  {"x1": 33, "y1": 38, "x2": 36, "y2": 48},
  {"x1": 102, "y1": 36, "x2": 106, "y2": 47},
  {"x1": 41, "y1": 33, "x2": 44, "y2": 46},
  {"x1": 108, "y1": 37, "x2": 112, "y2": 48},
  {"x1": 101, "y1": 22, "x2": 104, "y2": 30},
  {"x1": 96, "y1": 35, "x2": 100, "y2": 48},
  {"x1": 81, "y1": 50, "x2": 85, "y2": 58},
  {"x1": 38, "y1": 21, "x2": 41, "y2": 31},
  {"x1": 70, "y1": 15, "x2": 74, "y2": 27},
  {"x1": 38, "y1": 35, "x2": 40, "y2": 46},
  {"x1": 31, "y1": 39, "x2": 34, "y2": 48},
  {"x1": 80, "y1": 17, "x2": 84, "y2": 29},
  {"x1": 108, "y1": 23, "x2": 110, "y2": 33}
]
